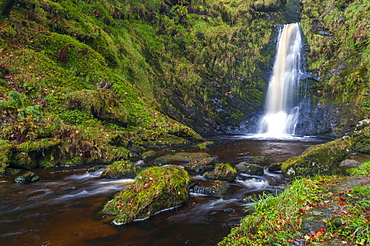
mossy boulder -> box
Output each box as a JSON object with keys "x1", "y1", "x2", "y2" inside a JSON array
[
  {"x1": 142, "y1": 150, "x2": 157, "y2": 160},
  {"x1": 352, "y1": 128, "x2": 370, "y2": 154},
  {"x1": 204, "y1": 163, "x2": 237, "y2": 182},
  {"x1": 184, "y1": 157, "x2": 216, "y2": 174},
  {"x1": 8, "y1": 138, "x2": 61, "y2": 169},
  {"x1": 0, "y1": 140, "x2": 12, "y2": 175},
  {"x1": 281, "y1": 137, "x2": 352, "y2": 178},
  {"x1": 101, "y1": 161, "x2": 142, "y2": 179},
  {"x1": 14, "y1": 171, "x2": 40, "y2": 183},
  {"x1": 153, "y1": 152, "x2": 211, "y2": 165},
  {"x1": 102, "y1": 165, "x2": 190, "y2": 225},
  {"x1": 235, "y1": 162, "x2": 265, "y2": 176}
]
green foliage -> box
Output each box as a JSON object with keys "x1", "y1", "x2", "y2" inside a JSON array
[
  {"x1": 350, "y1": 161, "x2": 370, "y2": 175},
  {"x1": 301, "y1": 0, "x2": 370, "y2": 114},
  {"x1": 327, "y1": 185, "x2": 370, "y2": 245},
  {"x1": 219, "y1": 178, "x2": 324, "y2": 245}
]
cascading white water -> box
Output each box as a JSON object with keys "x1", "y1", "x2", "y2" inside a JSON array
[{"x1": 257, "y1": 22, "x2": 304, "y2": 137}]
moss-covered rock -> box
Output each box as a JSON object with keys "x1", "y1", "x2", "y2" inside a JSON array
[
  {"x1": 153, "y1": 152, "x2": 211, "y2": 165},
  {"x1": 142, "y1": 150, "x2": 157, "y2": 160},
  {"x1": 204, "y1": 163, "x2": 237, "y2": 182},
  {"x1": 281, "y1": 137, "x2": 352, "y2": 178},
  {"x1": 184, "y1": 157, "x2": 216, "y2": 174},
  {"x1": 102, "y1": 165, "x2": 190, "y2": 225},
  {"x1": 101, "y1": 160, "x2": 142, "y2": 179},
  {"x1": 0, "y1": 140, "x2": 12, "y2": 175},
  {"x1": 352, "y1": 127, "x2": 370, "y2": 154},
  {"x1": 235, "y1": 162, "x2": 265, "y2": 176}
]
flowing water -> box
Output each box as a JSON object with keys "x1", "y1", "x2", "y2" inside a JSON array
[
  {"x1": 257, "y1": 23, "x2": 305, "y2": 137},
  {"x1": 0, "y1": 135, "x2": 328, "y2": 246}
]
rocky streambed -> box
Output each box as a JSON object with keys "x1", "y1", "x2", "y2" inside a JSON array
[{"x1": 0, "y1": 135, "x2": 332, "y2": 246}]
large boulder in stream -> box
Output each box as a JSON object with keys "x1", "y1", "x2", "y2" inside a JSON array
[
  {"x1": 204, "y1": 163, "x2": 237, "y2": 182},
  {"x1": 102, "y1": 165, "x2": 190, "y2": 225},
  {"x1": 101, "y1": 160, "x2": 142, "y2": 179},
  {"x1": 281, "y1": 136, "x2": 352, "y2": 178},
  {"x1": 235, "y1": 162, "x2": 265, "y2": 176}
]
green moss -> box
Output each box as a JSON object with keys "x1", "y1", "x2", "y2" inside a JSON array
[
  {"x1": 0, "y1": 140, "x2": 12, "y2": 175},
  {"x1": 350, "y1": 161, "x2": 370, "y2": 176},
  {"x1": 196, "y1": 141, "x2": 215, "y2": 150},
  {"x1": 101, "y1": 160, "x2": 142, "y2": 179},
  {"x1": 204, "y1": 163, "x2": 237, "y2": 182},
  {"x1": 301, "y1": 0, "x2": 370, "y2": 120},
  {"x1": 281, "y1": 137, "x2": 352, "y2": 178},
  {"x1": 103, "y1": 165, "x2": 191, "y2": 224}
]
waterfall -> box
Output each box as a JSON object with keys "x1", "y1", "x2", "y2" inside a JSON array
[{"x1": 256, "y1": 23, "x2": 304, "y2": 137}]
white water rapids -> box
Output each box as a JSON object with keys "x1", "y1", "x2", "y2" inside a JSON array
[{"x1": 257, "y1": 22, "x2": 304, "y2": 138}]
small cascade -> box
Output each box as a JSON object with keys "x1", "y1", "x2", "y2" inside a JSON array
[{"x1": 257, "y1": 22, "x2": 305, "y2": 137}]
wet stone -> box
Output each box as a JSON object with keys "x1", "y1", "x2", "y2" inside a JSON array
[
  {"x1": 190, "y1": 180, "x2": 228, "y2": 197},
  {"x1": 15, "y1": 171, "x2": 40, "y2": 183},
  {"x1": 235, "y1": 162, "x2": 265, "y2": 176},
  {"x1": 268, "y1": 162, "x2": 282, "y2": 173},
  {"x1": 184, "y1": 157, "x2": 216, "y2": 174}
]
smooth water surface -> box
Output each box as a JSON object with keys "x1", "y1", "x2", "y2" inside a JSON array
[{"x1": 0, "y1": 135, "x2": 328, "y2": 246}]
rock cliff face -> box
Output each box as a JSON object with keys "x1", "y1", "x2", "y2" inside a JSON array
[{"x1": 298, "y1": 0, "x2": 370, "y2": 136}]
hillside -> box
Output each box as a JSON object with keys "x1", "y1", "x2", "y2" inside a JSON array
[{"x1": 0, "y1": 0, "x2": 369, "y2": 172}]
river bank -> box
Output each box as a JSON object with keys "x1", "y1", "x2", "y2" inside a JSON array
[{"x1": 219, "y1": 163, "x2": 370, "y2": 245}]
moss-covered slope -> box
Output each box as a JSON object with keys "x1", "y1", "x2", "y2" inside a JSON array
[{"x1": 299, "y1": 0, "x2": 370, "y2": 135}]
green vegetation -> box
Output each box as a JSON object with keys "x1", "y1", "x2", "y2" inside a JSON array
[
  {"x1": 301, "y1": 0, "x2": 370, "y2": 123},
  {"x1": 219, "y1": 162, "x2": 370, "y2": 246}
]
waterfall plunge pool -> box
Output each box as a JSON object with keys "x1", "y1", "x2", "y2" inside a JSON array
[{"x1": 0, "y1": 135, "x2": 329, "y2": 246}]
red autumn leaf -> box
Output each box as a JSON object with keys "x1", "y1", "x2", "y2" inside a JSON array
[{"x1": 299, "y1": 208, "x2": 307, "y2": 213}]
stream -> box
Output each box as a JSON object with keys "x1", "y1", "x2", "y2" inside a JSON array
[{"x1": 0, "y1": 135, "x2": 329, "y2": 246}]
